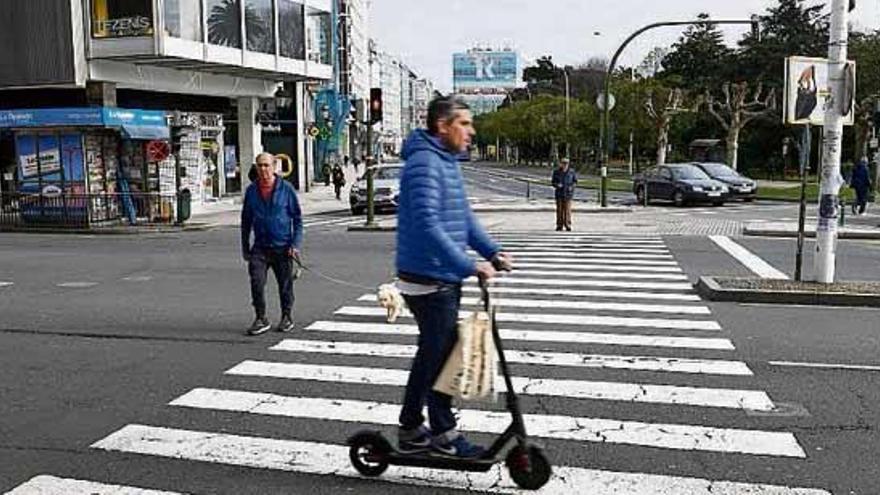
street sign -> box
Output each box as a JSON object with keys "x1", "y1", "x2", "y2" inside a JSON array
[{"x1": 596, "y1": 92, "x2": 616, "y2": 111}]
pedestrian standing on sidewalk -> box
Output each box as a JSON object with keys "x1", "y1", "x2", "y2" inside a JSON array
[
  {"x1": 241, "y1": 152, "x2": 303, "y2": 336},
  {"x1": 322, "y1": 161, "x2": 331, "y2": 186},
  {"x1": 332, "y1": 162, "x2": 346, "y2": 200},
  {"x1": 551, "y1": 158, "x2": 577, "y2": 231},
  {"x1": 395, "y1": 96, "x2": 513, "y2": 458},
  {"x1": 850, "y1": 157, "x2": 871, "y2": 215}
]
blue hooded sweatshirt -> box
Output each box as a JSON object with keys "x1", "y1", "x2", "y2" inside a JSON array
[{"x1": 396, "y1": 129, "x2": 500, "y2": 283}]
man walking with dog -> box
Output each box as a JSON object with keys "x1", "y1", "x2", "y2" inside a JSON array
[
  {"x1": 241, "y1": 152, "x2": 303, "y2": 336},
  {"x1": 395, "y1": 96, "x2": 513, "y2": 458}
]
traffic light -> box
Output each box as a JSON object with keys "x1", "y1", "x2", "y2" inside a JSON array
[{"x1": 369, "y1": 88, "x2": 383, "y2": 124}]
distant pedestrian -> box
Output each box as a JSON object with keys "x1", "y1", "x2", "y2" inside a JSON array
[
  {"x1": 344, "y1": 155, "x2": 351, "y2": 171},
  {"x1": 332, "y1": 163, "x2": 346, "y2": 200},
  {"x1": 551, "y1": 158, "x2": 577, "y2": 231},
  {"x1": 850, "y1": 157, "x2": 872, "y2": 215},
  {"x1": 241, "y1": 152, "x2": 303, "y2": 336},
  {"x1": 322, "y1": 162, "x2": 332, "y2": 186}
]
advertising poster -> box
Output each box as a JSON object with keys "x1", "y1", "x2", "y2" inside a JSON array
[
  {"x1": 453, "y1": 51, "x2": 519, "y2": 90},
  {"x1": 225, "y1": 145, "x2": 238, "y2": 178},
  {"x1": 784, "y1": 56, "x2": 856, "y2": 126}
]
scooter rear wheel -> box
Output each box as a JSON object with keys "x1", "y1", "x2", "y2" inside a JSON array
[
  {"x1": 506, "y1": 445, "x2": 552, "y2": 490},
  {"x1": 349, "y1": 435, "x2": 391, "y2": 477}
]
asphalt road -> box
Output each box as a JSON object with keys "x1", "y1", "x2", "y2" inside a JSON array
[{"x1": 2, "y1": 175, "x2": 879, "y2": 494}]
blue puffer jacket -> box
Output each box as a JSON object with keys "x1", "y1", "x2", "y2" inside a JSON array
[
  {"x1": 241, "y1": 177, "x2": 303, "y2": 254},
  {"x1": 396, "y1": 129, "x2": 500, "y2": 283}
]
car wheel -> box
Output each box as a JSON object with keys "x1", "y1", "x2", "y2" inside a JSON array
[
  {"x1": 351, "y1": 206, "x2": 364, "y2": 216},
  {"x1": 712, "y1": 201, "x2": 725, "y2": 207},
  {"x1": 635, "y1": 186, "x2": 647, "y2": 205},
  {"x1": 744, "y1": 198, "x2": 755, "y2": 203},
  {"x1": 673, "y1": 190, "x2": 686, "y2": 207}
]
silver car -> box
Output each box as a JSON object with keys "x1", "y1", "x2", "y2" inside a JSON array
[{"x1": 349, "y1": 164, "x2": 402, "y2": 215}]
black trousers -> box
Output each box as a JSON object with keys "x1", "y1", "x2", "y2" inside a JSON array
[{"x1": 248, "y1": 248, "x2": 295, "y2": 317}]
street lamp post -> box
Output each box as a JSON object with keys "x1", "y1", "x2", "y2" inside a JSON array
[
  {"x1": 563, "y1": 68, "x2": 570, "y2": 158},
  {"x1": 599, "y1": 18, "x2": 759, "y2": 208}
]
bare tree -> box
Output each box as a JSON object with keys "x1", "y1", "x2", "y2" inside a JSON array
[
  {"x1": 702, "y1": 82, "x2": 777, "y2": 170},
  {"x1": 644, "y1": 87, "x2": 690, "y2": 165},
  {"x1": 854, "y1": 95, "x2": 878, "y2": 160}
]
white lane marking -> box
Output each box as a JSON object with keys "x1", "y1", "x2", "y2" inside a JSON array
[
  {"x1": 506, "y1": 250, "x2": 674, "y2": 259},
  {"x1": 304, "y1": 217, "x2": 362, "y2": 228},
  {"x1": 510, "y1": 256, "x2": 680, "y2": 266},
  {"x1": 769, "y1": 361, "x2": 880, "y2": 372},
  {"x1": 467, "y1": 276, "x2": 694, "y2": 291},
  {"x1": 306, "y1": 321, "x2": 735, "y2": 350},
  {"x1": 0, "y1": 281, "x2": 13, "y2": 288},
  {"x1": 172, "y1": 388, "x2": 785, "y2": 453},
  {"x1": 122, "y1": 276, "x2": 153, "y2": 282},
  {"x1": 514, "y1": 262, "x2": 683, "y2": 273},
  {"x1": 499, "y1": 240, "x2": 668, "y2": 248},
  {"x1": 335, "y1": 306, "x2": 722, "y2": 331},
  {"x1": 272, "y1": 339, "x2": 751, "y2": 376},
  {"x1": 461, "y1": 285, "x2": 701, "y2": 301},
  {"x1": 502, "y1": 245, "x2": 671, "y2": 254},
  {"x1": 358, "y1": 294, "x2": 710, "y2": 315},
  {"x1": 55, "y1": 282, "x2": 99, "y2": 288},
  {"x1": 512, "y1": 269, "x2": 688, "y2": 281},
  {"x1": 492, "y1": 233, "x2": 662, "y2": 240},
  {"x1": 4, "y1": 475, "x2": 185, "y2": 494},
  {"x1": 93, "y1": 425, "x2": 825, "y2": 494},
  {"x1": 709, "y1": 235, "x2": 789, "y2": 280}
]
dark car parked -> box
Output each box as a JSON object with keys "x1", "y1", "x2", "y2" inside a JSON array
[
  {"x1": 633, "y1": 164, "x2": 729, "y2": 206},
  {"x1": 692, "y1": 162, "x2": 758, "y2": 201}
]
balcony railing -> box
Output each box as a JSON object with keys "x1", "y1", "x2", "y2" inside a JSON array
[{"x1": 0, "y1": 192, "x2": 178, "y2": 230}]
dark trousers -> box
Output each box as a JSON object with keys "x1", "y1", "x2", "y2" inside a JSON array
[
  {"x1": 855, "y1": 188, "x2": 869, "y2": 214},
  {"x1": 555, "y1": 198, "x2": 572, "y2": 229},
  {"x1": 399, "y1": 284, "x2": 461, "y2": 434},
  {"x1": 248, "y1": 248, "x2": 295, "y2": 317},
  {"x1": 334, "y1": 183, "x2": 343, "y2": 200}
]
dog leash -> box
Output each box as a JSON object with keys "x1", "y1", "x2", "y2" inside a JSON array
[{"x1": 291, "y1": 255, "x2": 379, "y2": 291}]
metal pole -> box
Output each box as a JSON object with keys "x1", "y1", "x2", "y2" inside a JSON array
[
  {"x1": 564, "y1": 69, "x2": 570, "y2": 158},
  {"x1": 795, "y1": 125, "x2": 811, "y2": 282}
]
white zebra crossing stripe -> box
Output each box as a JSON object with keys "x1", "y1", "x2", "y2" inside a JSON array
[
  {"x1": 335, "y1": 306, "x2": 722, "y2": 331},
  {"x1": 509, "y1": 256, "x2": 680, "y2": 266},
  {"x1": 503, "y1": 245, "x2": 670, "y2": 254},
  {"x1": 505, "y1": 250, "x2": 674, "y2": 259},
  {"x1": 467, "y1": 276, "x2": 693, "y2": 291},
  {"x1": 4, "y1": 475, "x2": 185, "y2": 495},
  {"x1": 0, "y1": 281, "x2": 12, "y2": 288},
  {"x1": 93, "y1": 425, "x2": 827, "y2": 494},
  {"x1": 709, "y1": 235, "x2": 789, "y2": 280},
  {"x1": 514, "y1": 262, "x2": 683, "y2": 273},
  {"x1": 358, "y1": 294, "x2": 710, "y2": 315},
  {"x1": 226, "y1": 360, "x2": 764, "y2": 410},
  {"x1": 270, "y1": 339, "x2": 751, "y2": 376},
  {"x1": 500, "y1": 241, "x2": 668, "y2": 249},
  {"x1": 305, "y1": 321, "x2": 735, "y2": 350},
  {"x1": 511, "y1": 269, "x2": 688, "y2": 280},
  {"x1": 460, "y1": 285, "x2": 701, "y2": 301},
  {"x1": 170, "y1": 388, "x2": 795, "y2": 455}
]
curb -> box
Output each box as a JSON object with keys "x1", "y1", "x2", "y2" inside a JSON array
[
  {"x1": 695, "y1": 275, "x2": 880, "y2": 307},
  {"x1": 0, "y1": 222, "x2": 219, "y2": 235},
  {"x1": 471, "y1": 205, "x2": 632, "y2": 214},
  {"x1": 743, "y1": 227, "x2": 880, "y2": 239},
  {"x1": 346, "y1": 224, "x2": 397, "y2": 232}
]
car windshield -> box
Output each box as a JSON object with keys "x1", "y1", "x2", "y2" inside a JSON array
[
  {"x1": 671, "y1": 166, "x2": 711, "y2": 180},
  {"x1": 700, "y1": 163, "x2": 738, "y2": 177},
  {"x1": 374, "y1": 167, "x2": 402, "y2": 180}
]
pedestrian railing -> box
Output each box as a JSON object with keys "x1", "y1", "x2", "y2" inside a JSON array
[{"x1": 0, "y1": 192, "x2": 178, "y2": 230}]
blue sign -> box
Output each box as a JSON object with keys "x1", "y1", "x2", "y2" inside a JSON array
[
  {"x1": 453, "y1": 51, "x2": 519, "y2": 90},
  {"x1": 0, "y1": 107, "x2": 169, "y2": 139}
]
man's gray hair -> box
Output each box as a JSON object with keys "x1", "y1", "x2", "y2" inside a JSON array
[{"x1": 427, "y1": 96, "x2": 470, "y2": 134}]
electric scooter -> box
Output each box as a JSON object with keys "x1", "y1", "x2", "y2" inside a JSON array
[{"x1": 347, "y1": 277, "x2": 552, "y2": 490}]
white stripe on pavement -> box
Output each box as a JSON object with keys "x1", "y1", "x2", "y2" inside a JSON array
[
  {"x1": 506, "y1": 250, "x2": 674, "y2": 259},
  {"x1": 492, "y1": 233, "x2": 662, "y2": 240},
  {"x1": 4, "y1": 475, "x2": 185, "y2": 495},
  {"x1": 0, "y1": 281, "x2": 12, "y2": 288},
  {"x1": 172, "y1": 389, "x2": 789, "y2": 454},
  {"x1": 500, "y1": 241, "x2": 668, "y2": 248},
  {"x1": 305, "y1": 321, "x2": 735, "y2": 350},
  {"x1": 358, "y1": 294, "x2": 709, "y2": 315},
  {"x1": 461, "y1": 285, "x2": 701, "y2": 301},
  {"x1": 768, "y1": 361, "x2": 880, "y2": 372},
  {"x1": 514, "y1": 261, "x2": 683, "y2": 273},
  {"x1": 55, "y1": 282, "x2": 99, "y2": 288},
  {"x1": 466, "y1": 276, "x2": 693, "y2": 291},
  {"x1": 335, "y1": 306, "x2": 721, "y2": 331},
  {"x1": 511, "y1": 269, "x2": 688, "y2": 280},
  {"x1": 510, "y1": 256, "x2": 680, "y2": 266},
  {"x1": 709, "y1": 236, "x2": 789, "y2": 280},
  {"x1": 93, "y1": 425, "x2": 826, "y2": 494},
  {"x1": 227, "y1": 361, "x2": 763, "y2": 411},
  {"x1": 502, "y1": 245, "x2": 670, "y2": 254},
  {"x1": 271, "y1": 339, "x2": 751, "y2": 376}
]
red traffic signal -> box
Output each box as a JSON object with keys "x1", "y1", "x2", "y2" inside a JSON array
[{"x1": 369, "y1": 88, "x2": 383, "y2": 124}]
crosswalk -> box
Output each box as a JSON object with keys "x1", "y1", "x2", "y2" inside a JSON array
[{"x1": 6, "y1": 232, "x2": 830, "y2": 494}]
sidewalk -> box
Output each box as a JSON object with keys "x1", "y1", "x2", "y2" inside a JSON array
[{"x1": 744, "y1": 211, "x2": 880, "y2": 239}]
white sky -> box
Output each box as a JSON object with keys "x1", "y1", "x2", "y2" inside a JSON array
[{"x1": 370, "y1": 0, "x2": 880, "y2": 92}]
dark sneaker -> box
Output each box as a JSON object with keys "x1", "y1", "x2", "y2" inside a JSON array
[
  {"x1": 276, "y1": 314, "x2": 295, "y2": 333},
  {"x1": 397, "y1": 425, "x2": 432, "y2": 454},
  {"x1": 246, "y1": 316, "x2": 271, "y2": 336},
  {"x1": 431, "y1": 430, "x2": 485, "y2": 458}
]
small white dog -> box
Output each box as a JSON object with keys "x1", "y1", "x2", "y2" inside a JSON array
[{"x1": 377, "y1": 283, "x2": 404, "y2": 323}]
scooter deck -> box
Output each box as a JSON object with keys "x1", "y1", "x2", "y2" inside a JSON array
[{"x1": 385, "y1": 450, "x2": 497, "y2": 472}]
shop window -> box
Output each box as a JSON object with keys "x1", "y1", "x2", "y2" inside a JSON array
[
  {"x1": 306, "y1": 7, "x2": 331, "y2": 65},
  {"x1": 207, "y1": 0, "x2": 242, "y2": 48},
  {"x1": 91, "y1": 0, "x2": 154, "y2": 38},
  {"x1": 245, "y1": 0, "x2": 275, "y2": 54},
  {"x1": 279, "y1": 0, "x2": 305, "y2": 60},
  {"x1": 164, "y1": 0, "x2": 202, "y2": 41}
]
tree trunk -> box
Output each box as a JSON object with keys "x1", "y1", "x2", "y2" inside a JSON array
[
  {"x1": 726, "y1": 127, "x2": 741, "y2": 171},
  {"x1": 656, "y1": 126, "x2": 669, "y2": 165}
]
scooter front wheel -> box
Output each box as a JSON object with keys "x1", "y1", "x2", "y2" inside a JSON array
[
  {"x1": 506, "y1": 445, "x2": 552, "y2": 490},
  {"x1": 349, "y1": 434, "x2": 391, "y2": 477}
]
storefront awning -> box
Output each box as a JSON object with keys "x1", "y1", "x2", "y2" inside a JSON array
[{"x1": 0, "y1": 107, "x2": 169, "y2": 140}]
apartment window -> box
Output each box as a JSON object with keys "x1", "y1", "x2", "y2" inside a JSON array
[
  {"x1": 164, "y1": 0, "x2": 202, "y2": 41},
  {"x1": 245, "y1": 0, "x2": 275, "y2": 54},
  {"x1": 206, "y1": 0, "x2": 242, "y2": 48},
  {"x1": 306, "y1": 7, "x2": 331, "y2": 65},
  {"x1": 91, "y1": 0, "x2": 154, "y2": 38},
  {"x1": 278, "y1": 0, "x2": 305, "y2": 60}
]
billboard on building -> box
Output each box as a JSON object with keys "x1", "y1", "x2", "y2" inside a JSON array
[
  {"x1": 453, "y1": 50, "x2": 518, "y2": 90},
  {"x1": 784, "y1": 56, "x2": 856, "y2": 126}
]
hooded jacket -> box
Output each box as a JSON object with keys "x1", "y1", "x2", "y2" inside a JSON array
[
  {"x1": 851, "y1": 159, "x2": 871, "y2": 192},
  {"x1": 396, "y1": 129, "x2": 500, "y2": 283}
]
